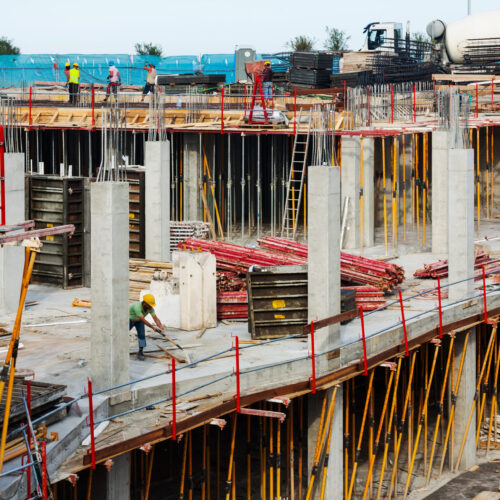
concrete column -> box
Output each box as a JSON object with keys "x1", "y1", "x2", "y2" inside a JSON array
[
  {"x1": 341, "y1": 137, "x2": 360, "y2": 249},
  {"x1": 145, "y1": 141, "x2": 171, "y2": 261},
  {"x1": 308, "y1": 166, "x2": 341, "y2": 355},
  {"x1": 182, "y1": 133, "x2": 201, "y2": 221},
  {"x1": 90, "y1": 182, "x2": 129, "y2": 392},
  {"x1": 362, "y1": 138, "x2": 375, "y2": 248},
  {"x1": 448, "y1": 148, "x2": 474, "y2": 303},
  {"x1": 432, "y1": 131, "x2": 451, "y2": 253},
  {"x1": 453, "y1": 328, "x2": 477, "y2": 470},
  {"x1": 0, "y1": 153, "x2": 25, "y2": 314},
  {"x1": 94, "y1": 452, "x2": 131, "y2": 499}
]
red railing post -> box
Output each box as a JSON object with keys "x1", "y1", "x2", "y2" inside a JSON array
[
  {"x1": 0, "y1": 125, "x2": 5, "y2": 225},
  {"x1": 360, "y1": 307, "x2": 368, "y2": 375},
  {"x1": 482, "y1": 265, "x2": 488, "y2": 323},
  {"x1": 171, "y1": 357, "x2": 176, "y2": 440},
  {"x1": 437, "y1": 278, "x2": 443, "y2": 339},
  {"x1": 91, "y1": 85, "x2": 95, "y2": 127},
  {"x1": 28, "y1": 87, "x2": 33, "y2": 129},
  {"x1": 87, "y1": 379, "x2": 96, "y2": 469},
  {"x1": 412, "y1": 84, "x2": 416, "y2": 123},
  {"x1": 310, "y1": 321, "x2": 316, "y2": 393},
  {"x1": 390, "y1": 84, "x2": 394, "y2": 124},
  {"x1": 293, "y1": 88, "x2": 297, "y2": 136},
  {"x1": 41, "y1": 441, "x2": 47, "y2": 500},
  {"x1": 220, "y1": 86, "x2": 224, "y2": 134},
  {"x1": 235, "y1": 336, "x2": 241, "y2": 412},
  {"x1": 398, "y1": 290, "x2": 409, "y2": 357},
  {"x1": 475, "y1": 83, "x2": 479, "y2": 118}
]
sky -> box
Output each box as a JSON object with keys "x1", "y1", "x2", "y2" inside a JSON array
[{"x1": 2, "y1": 0, "x2": 500, "y2": 55}]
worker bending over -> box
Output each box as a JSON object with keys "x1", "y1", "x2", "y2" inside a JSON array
[
  {"x1": 129, "y1": 294, "x2": 165, "y2": 360},
  {"x1": 141, "y1": 63, "x2": 157, "y2": 102}
]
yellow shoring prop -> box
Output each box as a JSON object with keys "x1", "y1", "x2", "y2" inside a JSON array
[
  {"x1": 225, "y1": 414, "x2": 238, "y2": 500},
  {"x1": 202, "y1": 146, "x2": 224, "y2": 240}
]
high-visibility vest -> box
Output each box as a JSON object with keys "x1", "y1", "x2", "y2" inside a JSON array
[{"x1": 69, "y1": 68, "x2": 80, "y2": 84}]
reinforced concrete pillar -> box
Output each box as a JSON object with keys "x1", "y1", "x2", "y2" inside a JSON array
[
  {"x1": 453, "y1": 328, "x2": 477, "y2": 470},
  {"x1": 308, "y1": 165, "x2": 341, "y2": 357},
  {"x1": 341, "y1": 137, "x2": 360, "y2": 249},
  {"x1": 145, "y1": 141, "x2": 171, "y2": 261},
  {"x1": 90, "y1": 182, "x2": 129, "y2": 392},
  {"x1": 432, "y1": 131, "x2": 451, "y2": 253},
  {"x1": 94, "y1": 452, "x2": 131, "y2": 499},
  {"x1": 0, "y1": 153, "x2": 25, "y2": 314},
  {"x1": 361, "y1": 138, "x2": 375, "y2": 248},
  {"x1": 448, "y1": 148, "x2": 474, "y2": 303},
  {"x1": 182, "y1": 133, "x2": 201, "y2": 221}
]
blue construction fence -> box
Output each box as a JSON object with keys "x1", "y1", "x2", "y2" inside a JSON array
[{"x1": 0, "y1": 53, "x2": 293, "y2": 88}]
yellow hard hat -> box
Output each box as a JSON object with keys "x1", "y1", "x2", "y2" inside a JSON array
[
  {"x1": 143, "y1": 294, "x2": 156, "y2": 307},
  {"x1": 264, "y1": 61, "x2": 271, "y2": 66},
  {"x1": 73, "y1": 62, "x2": 79, "y2": 67},
  {"x1": 65, "y1": 62, "x2": 70, "y2": 67}
]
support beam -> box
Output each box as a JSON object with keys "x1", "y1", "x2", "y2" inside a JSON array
[
  {"x1": 325, "y1": 384, "x2": 343, "y2": 499},
  {"x1": 145, "y1": 141, "x2": 171, "y2": 261},
  {"x1": 432, "y1": 131, "x2": 451, "y2": 253},
  {"x1": 94, "y1": 452, "x2": 131, "y2": 499},
  {"x1": 0, "y1": 153, "x2": 25, "y2": 314},
  {"x1": 182, "y1": 133, "x2": 201, "y2": 221},
  {"x1": 340, "y1": 137, "x2": 360, "y2": 249},
  {"x1": 308, "y1": 165, "x2": 341, "y2": 360},
  {"x1": 90, "y1": 182, "x2": 130, "y2": 392}
]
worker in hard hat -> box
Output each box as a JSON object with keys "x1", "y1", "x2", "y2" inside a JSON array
[
  {"x1": 64, "y1": 62, "x2": 71, "y2": 84},
  {"x1": 261, "y1": 61, "x2": 273, "y2": 107},
  {"x1": 103, "y1": 61, "x2": 121, "y2": 102},
  {"x1": 68, "y1": 62, "x2": 80, "y2": 105},
  {"x1": 129, "y1": 294, "x2": 165, "y2": 361}
]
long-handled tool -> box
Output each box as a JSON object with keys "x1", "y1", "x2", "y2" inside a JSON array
[{"x1": 159, "y1": 332, "x2": 191, "y2": 364}]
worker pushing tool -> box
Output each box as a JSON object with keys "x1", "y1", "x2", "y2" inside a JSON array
[
  {"x1": 129, "y1": 294, "x2": 165, "y2": 361},
  {"x1": 141, "y1": 63, "x2": 157, "y2": 102},
  {"x1": 68, "y1": 62, "x2": 80, "y2": 105},
  {"x1": 261, "y1": 60, "x2": 273, "y2": 107},
  {"x1": 103, "y1": 61, "x2": 121, "y2": 102}
]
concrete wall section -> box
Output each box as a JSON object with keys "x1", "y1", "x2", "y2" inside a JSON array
[
  {"x1": 362, "y1": 138, "x2": 375, "y2": 248},
  {"x1": 308, "y1": 165, "x2": 341, "y2": 356},
  {"x1": 145, "y1": 141, "x2": 171, "y2": 261},
  {"x1": 448, "y1": 148, "x2": 474, "y2": 303},
  {"x1": 90, "y1": 182, "x2": 130, "y2": 392},
  {"x1": 432, "y1": 131, "x2": 450, "y2": 253},
  {"x1": 340, "y1": 137, "x2": 360, "y2": 249},
  {"x1": 182, "y1": 134, "x2": 201, "y2": 221},
  {"x1": 0, "y1": 153, "x2": 25, "y2": 314}
]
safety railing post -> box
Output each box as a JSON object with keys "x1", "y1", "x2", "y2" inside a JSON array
[
  {"x1": 171, "y1": 358, "x2": 176, "y2": 440},
  {"x1": 437, "y1": 277, "x2": 443, "y2": 339},
  {"x1": 41, "y1": 441, "x2": 47, "y2": 500},
  {"x1": 293, "y1": 88, "x2": 297, "y2": 136},
  {"x1": 482, "y1": 265, "x2": 488, "y2": 323},
  {"x1": 235, "y1": 336, "x2": 241, "y2": 412},
  {"x1": 91, "y1": 85, "x2": 95, "y2": 127},
  {"x1": 87, "y1": 379, "x2": 96, "y2": 469},
  {"x1": 476, "y1": 83, "x2": 479, "y2": 118},
  {"x1": 398, "y1": 290, "x2": 409, "y2": 356},
  {"x1": 310, "y1": 321, "x2": 316, "y2": 393},
  {"x1": 220, "y1": 86, "x2": 224, "y2": 135},
  {"x1": 28, "y1": 87, "x2": 33, "y2": 129},
  {"x1": 412, "y1": 84, "x2": 416, "y2": 123},
  {"x1": 360, "y1": 307, "x2": 368, "y2": 375}
]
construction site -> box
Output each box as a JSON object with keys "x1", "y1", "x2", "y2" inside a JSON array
[{"x1": 1, "y1": 6, "x2": 500, "y2": 500}]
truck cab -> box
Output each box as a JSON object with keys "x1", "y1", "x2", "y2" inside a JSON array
[{"x1": 362, "y1": 22, "x2": 403, "y2": 51}]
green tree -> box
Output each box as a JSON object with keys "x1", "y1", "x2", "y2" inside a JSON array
[
  {"x1": 324, "y1": 27, "x2": 350, "y2": 51},
  {"x1": 412, "y1": 32, "x2": 431, "y2": 44},
  {"x1": 287, "y1": 36, "x2": 315, "y2": 51},
  {"x1": 0, "y1": 37, "x2": 20, "y2": 55},
  {"x1": 134, "y1": 42, "x2": 163, "y2": 57}
]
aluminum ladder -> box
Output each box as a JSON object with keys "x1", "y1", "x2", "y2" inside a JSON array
[{"x1": 280, "y1": 116, "x2": 311, "y2": 239}]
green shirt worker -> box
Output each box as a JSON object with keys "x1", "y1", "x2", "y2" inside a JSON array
[{"x1": 129, "y1": 294, "x2": 165, "y2": 360}]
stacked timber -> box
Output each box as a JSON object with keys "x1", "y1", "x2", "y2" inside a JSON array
[
  {"x1": 217, "y1": 291, "x2": 248, "y2": 319},
  {"x1": 129, "y1": 258, "x2": 173, "y2": 303},
  {"x1": 413, "y1": 250, "x2": 500, "y2": 279},
  {"x1": 341, "y1": 286, "x2": 386, "y2": 311}
]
